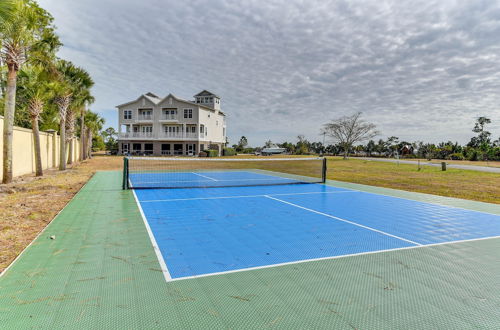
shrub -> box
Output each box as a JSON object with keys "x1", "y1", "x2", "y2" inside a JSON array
[
  {"x1": 448, "y1": 153, "x2": 464, "y2": 160},
  {"x1": 223, "y1": 147, "x2": 236, "y2": 156},
  {"x1": 206, "y1": 149, "x2": 218, "y2": 157}
]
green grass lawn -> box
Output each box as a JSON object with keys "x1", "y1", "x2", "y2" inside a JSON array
[{"x1": 326, "y1": 157, "x2": 500, "y2": 204}]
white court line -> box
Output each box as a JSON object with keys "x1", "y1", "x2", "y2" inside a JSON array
[
  {"x1": 191, "y1": 172, "x2": 218, "y2": 181},
  {"x1": 327, "y1": 182, "x2": 500, "y2": 217},
  {"x1": 140, "y1": 190, "x2": 360, "y2": 203},
  {"x1": 132, "y1": 189, "x2": 172, "y2": 281},
  {"x1": 265, "y1": 195, "x2": 422, "y2": 246},
  {"x1": 167, "y1": 235, "x2": 500, "y2": 282}
]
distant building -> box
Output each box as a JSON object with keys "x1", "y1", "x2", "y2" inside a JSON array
[{"x1": 116, "y1": 90, "x2": 226, "y2": 156}]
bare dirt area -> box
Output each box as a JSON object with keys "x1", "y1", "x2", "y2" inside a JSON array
[{"x1": 0, "y1": 156, "x2": 123, "y2": 273}]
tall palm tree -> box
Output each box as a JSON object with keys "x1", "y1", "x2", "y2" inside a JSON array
[
  {"x1": 0, "y1": 0, "x2": 55, "y2": 183},
  {"x1": 67, "y1": 69, "x2": 94, "y2": 164},
  {"x1": 16, "y1": 66, "x2": 53, "y2": 176},
  {"x1": 84, "y1": 111, "x2": 104, "y2": 158},
  {"x1": 53, "y1": 80, "x2": 71, "y2": 171},
  {"x1": 53, "y1": 60, "x2": 94, "y2": 169}
]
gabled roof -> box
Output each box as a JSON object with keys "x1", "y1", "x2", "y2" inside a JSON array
[
  {"x1": 115, "y1": 92, "x2": 160, "y2": 108},
  {"x1": 194, "y1": 90, "x2": 220, "y2": 98},
  {"x1": 116, "y1": 92, "x2": 225, "y2": 116}
]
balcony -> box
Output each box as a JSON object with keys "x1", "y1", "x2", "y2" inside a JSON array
[
  {"x1": 119, "y1": 132, "x2": 155, "y2": 139},
  {"x1": 119, "y1": 131, "x2": 203, "y2": 141},
  {"x1": 159, "y1": 114, "x2": 178, "y2": 122},
  {"x1": 137, "y1": 115, "x2": 153, "y2": 122},
  {"x1": 160, "y1": 132, "x2": 200, "y2": 140}
]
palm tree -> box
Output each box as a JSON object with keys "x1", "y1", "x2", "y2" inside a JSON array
[
  {"x1": 53, "y1": 60, "x2": 93, "y2": 169},
  {"x1": 84, "y1": 111, "x2": 104, "y2": 158},
  {"x1": 67, "y1": 68, "x2": 94, "y2": 164},
  {"x1": 16, "y1": 66, "x2": 53, "y2": 176},
  {"x1": 53, "y1": 80, "x2": 72, "y2": 170},
  {"x1": 0, "y1": 0, "x2": 55, "y2": 183}
]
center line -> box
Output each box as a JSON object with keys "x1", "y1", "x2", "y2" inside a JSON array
[
  {"x1": 264, "y1": 195, "x2": 422, "y2": 246},
  {"x1": 191, "y1": 172, "x2": 218, "y2": 181}
]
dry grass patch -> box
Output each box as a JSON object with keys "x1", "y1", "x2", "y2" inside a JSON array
[
  {"x1": 327, "y1": 158, "x2": 500, "y2": 204},
  {"x1": 0, "y1": 156, "x2": 122, "y2": 273}
]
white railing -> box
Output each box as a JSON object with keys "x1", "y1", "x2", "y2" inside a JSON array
[
  {"x1": 161, "y1": 132, "x2": 184, "y2": 138},
  {"x1": 119, "y1": 132, "x2": 154, "y2": 139},
  {"x1": 184, "y1": 132, "x2": 198, "y2": 139},
  {"x1": 119, "y1": 132, "x2": 201, "y2": 140},
  {"x1": 160, "y1": 132, "x2": 199, "y2": 139},
  {"x1": 137, "y1": 115, "x2": 152, "y2": 121},
  {"x1": 160, "y1": 114, "x2": 178, "y2": 120}
]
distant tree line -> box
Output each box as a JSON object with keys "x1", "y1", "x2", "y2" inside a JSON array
[{"x1": 235, "y1": 115, "x2": 499, "y2": 161}]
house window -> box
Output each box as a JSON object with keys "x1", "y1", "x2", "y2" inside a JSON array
[
  {"x1": 191, "y1": 126, "x2": 196, "y2": 133},
  {"x1": 139, "y1": 109, "x2": 152, "y2": 119},
  {"x1": 183, "y1": 109, "x2": 193, "y2": 118},
  {"x1": 141, "y1": 126, "x2": 153, "y2": 134},
  {"x1": 200, "y1": 125, "x2": 204, "y2": 133},
  {"x1": 200, "y1": 144, "x2": 205, "y2": 151},
  {"x1": 209, "y1": 97, "x2": 213, "y2": 102},
  {"x1": 205, "y1": 127, "x2": 208, "y2": 136},
  {"x1": 216, "y1": 121, "x2": 218, "y2": 126},
  {"x1": 144, "y1": 143, "x2": 153, "y2": 154},
  {"x1": 162, "y1": 109, "x2": 177, "y2": 119},
  {"x1": 124, "y1": 110, "x2": 132, "y2": 120}
]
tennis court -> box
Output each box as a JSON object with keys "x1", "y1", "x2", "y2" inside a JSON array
[
  {"x1": 130, "y1": 164, "x2": 500, "y2": 281},
  {"x1": 1, "y1": 157, "x2": 500, "y2": 329}
]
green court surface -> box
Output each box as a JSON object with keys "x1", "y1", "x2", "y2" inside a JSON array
[{"x1": 1, "y1": 171, "x2": 499, "y2": 329}]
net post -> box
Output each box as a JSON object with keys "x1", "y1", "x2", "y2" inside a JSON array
[
  {"x1": 321, "y1": 157, "x2": 327, "y2": 183},
  {"x1": 122, "y1": 157, "x2": 129, "y2": 190}
]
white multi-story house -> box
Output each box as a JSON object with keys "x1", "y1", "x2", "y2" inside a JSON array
[{"x1": 116, "y1": 90, "x2": 226, "y2": 156}]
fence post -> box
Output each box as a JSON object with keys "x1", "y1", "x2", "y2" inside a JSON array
[
  {"x1": 122, "y1": 157, "x2": 129, "y2": 190},
  {"x1": 322, "y1": 157, "x2": 327, "y2": 183},
  {"x1": 441, "y1": 162, "x2": 447, "y2": 171}
]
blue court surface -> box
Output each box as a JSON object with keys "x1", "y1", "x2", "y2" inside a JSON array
[{"x1": 133, "y1": 171, "x2": 500, "y2": 281}]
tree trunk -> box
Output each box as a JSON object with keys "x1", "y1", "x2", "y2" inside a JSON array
[
  {"x1": 67, "y1": 139, "x2": 73, "y2": 165},
  {"x1": 80, "y1": 113, "x2": 85, "y2": 160},
  {"x1": 32, "y1": 117, "x2": 43, "y2": 176},
  {"x1": 87, "y1": 130, "x2": 93, "y2": 159},
  {"x1": 59, "y1": 118, "x2": 66, "y2": 170},
  {"x1": 343, "y1": 144, "x2": 349, "y2": 159},
  {"x1": 2, "y1": 67, "x2": 17, "y2": 183}
]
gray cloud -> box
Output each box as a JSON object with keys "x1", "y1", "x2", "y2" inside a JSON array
[{"x1": 39, "y1": 0, "x2": 500, "y2": 146}]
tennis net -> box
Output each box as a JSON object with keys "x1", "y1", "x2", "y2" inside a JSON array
[{"x1": 123, "y1": 156, "x2": 327, "y2": 189}]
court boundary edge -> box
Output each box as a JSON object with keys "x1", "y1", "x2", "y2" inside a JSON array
[
  {"x1": 0, "y1": 173, "x2": 96, "y2": 278},
  {"x1": 167, "y1": 235, "x2": 500, "y2": 282},
  {"x1": 132, "y1": 189, "x2": 172, "y2": 281}
]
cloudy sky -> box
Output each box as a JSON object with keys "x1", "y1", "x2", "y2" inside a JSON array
[{"x1": 38, "y1": 0, "x2": 500, "y2": 146}]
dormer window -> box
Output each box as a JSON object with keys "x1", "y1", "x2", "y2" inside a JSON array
[{"x1": 209, "y1": 97, "x2": 213, "y2": 102}]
